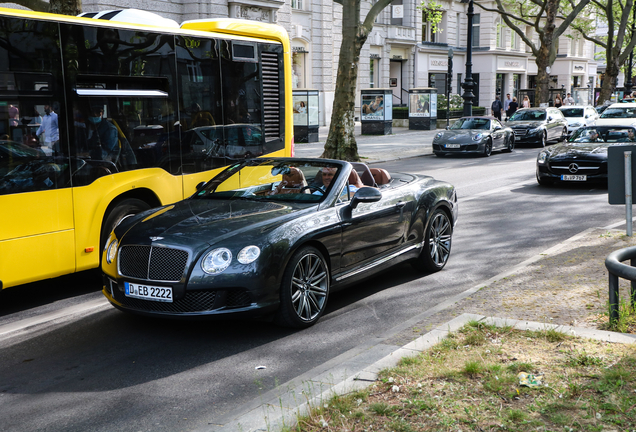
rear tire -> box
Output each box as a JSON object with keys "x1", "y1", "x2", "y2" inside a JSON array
[
  {"x1": 560, "y1": 127, "x2": 568, "y2": 141},
  {"x1": 100, "y1": 198, "x2": 151, "y2": 254},
  {"x1": 275, "y1": 246, "x2": 329, "y2": 328},
  {"x1": 503, "y1": 135, "x2": 515, "y2": 152},
  {"x1": 412, "y1": 209, "x2": 453, "y2": 273},
  {"x1": 539, "y1": 131, "x2": 547, "y2": 148}
]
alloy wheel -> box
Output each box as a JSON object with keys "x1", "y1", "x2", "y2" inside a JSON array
[
  {"x1": 290, "y1": 252, "x2": 328, "y2": 322},
  {"x1": 428, "y1": 211, "x2": 452, "y2": 267}
]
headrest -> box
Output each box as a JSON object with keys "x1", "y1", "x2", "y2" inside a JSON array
[{"x1": 348, "y1": 169, "x2": 364, "y2": 189}]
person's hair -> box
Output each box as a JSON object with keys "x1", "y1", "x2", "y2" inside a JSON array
[
  {"x1": 513, "y1": 97, "x2": 517, "y2": 101},
  {"x1": 524, "y1": 95, "x2": 529, "y2": 99}
]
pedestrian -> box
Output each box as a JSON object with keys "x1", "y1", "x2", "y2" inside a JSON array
[
  {"x1": 36, "y1": 103, "x2": 60, "y2": 155},
  {"x1": 564, "y1": 93, "x2": 575, "y2": 106},
  {"x1": 554, "y1": 94, "x2": 563, "y2": 108},
  {"x1": 522, "y1": 95, "x2": 531, "y2": 108},
  {"x1": 507, "y1": 96, "x2": 519, "y2": 118},
  {"x1": 491, "y1": 96, "x2": 503, "y2": 120},
  {"x1": 503, "y1": 93, "x2": 511, "y2": 119}
]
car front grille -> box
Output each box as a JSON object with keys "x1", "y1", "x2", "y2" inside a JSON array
[
  {"x1": 113, "y1": 289, "x2": 217, "y2": 313},
  {"x1": 119, "y1": 245, "x2": 189, "y2": 282},
  {"x1": 512, "y1": 129, "x2": 528, "y2": 136},
  {"x1": 549, "y1": 161, "x2": 604, "y2": 176}
]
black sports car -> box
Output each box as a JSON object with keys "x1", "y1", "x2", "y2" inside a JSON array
[
  {"x1": 536, "y1": 125, "x2": 636, "y2": 185},
  {"x1": 507, "y1": 107, "x2": 568, "y2": 147},
  {"x1": 432, "y1": 116, "x2": 515, "y2": 157},
  {"x1": 102, "y1": 158, "x2": 458, "y2": 328}
]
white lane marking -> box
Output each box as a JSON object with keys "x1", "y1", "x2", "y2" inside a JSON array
[
  {"x1": 460, "y1": 180, "x2": 536, "y2": 202},
  {"x1": 0, "y1": 297, "x2": 110, "y2": 340}
]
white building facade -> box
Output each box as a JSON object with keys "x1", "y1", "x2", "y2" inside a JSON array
[{"x1": 77, "y1": 0, "x2": 598, "y2": 122}]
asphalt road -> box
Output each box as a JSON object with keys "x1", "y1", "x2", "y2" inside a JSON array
[{"x1": 0, "y1": 146, "x2": 626, "y2": 432}]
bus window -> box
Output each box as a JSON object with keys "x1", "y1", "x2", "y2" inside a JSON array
[{"x1": 176, "y1": 36, "x2": 225, "y2": 174}]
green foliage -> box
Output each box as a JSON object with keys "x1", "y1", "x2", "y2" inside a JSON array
[
  {"x1": 437, "y1": 94, "x2": 463, "y2": 110},
  {"x1": 418, "y1": 1, "x2": 443, "y2": 34}
]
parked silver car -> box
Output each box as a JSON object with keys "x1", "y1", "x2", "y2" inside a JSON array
[{"x1": 559, "y1": 105, "x2": 598, "y2": 136}]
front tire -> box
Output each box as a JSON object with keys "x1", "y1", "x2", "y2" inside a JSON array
[
  {"x1": 560, "y1": 127, "x2": 567, "y2": 141},
  {"x1": 275, "y1": 246, "x2": 329, "y2": 328},
  {"x1": 504, "y1": 135, "x2": 515, "y2": 152},
  {"x1": 412, "y1": 209, "x2": 453, "y2": 273},
  {"x1": 482, "y1": 138, "x2": 492, "y2": 157}
]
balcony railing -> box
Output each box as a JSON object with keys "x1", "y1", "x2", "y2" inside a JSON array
[{"x1": 388, "y1": 26, "x2": 416, "y2": 41}]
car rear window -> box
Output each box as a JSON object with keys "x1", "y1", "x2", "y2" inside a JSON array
[{"x1": 560, "y1": 108, "x2": 584, "y2": 117}]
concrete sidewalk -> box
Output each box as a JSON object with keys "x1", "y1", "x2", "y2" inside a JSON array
[{"x1": 293, "y1": 123, "x2": 438, "y2": 162}]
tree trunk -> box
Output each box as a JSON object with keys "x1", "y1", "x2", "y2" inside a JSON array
[
  {"x1": 535, "y1": 45, "x2": 551, "y2": 106},
  {"x1": 49, "y1": 0, "x2": 82, "y2": 16},
  {"x1": 598, "y1": 58, "x2": 620, "y2": 104},
  {"x1": 321, "y1": 0, "x2": 366, "y2": 161}
]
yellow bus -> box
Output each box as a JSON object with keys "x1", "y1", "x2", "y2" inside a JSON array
[{"x1": 0, "y1": 7, "x2": 293, "y2": 290}]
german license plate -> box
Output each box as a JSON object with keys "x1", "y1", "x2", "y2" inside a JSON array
[
  {"x1": 125, "y1": 282, "x2": 173, "y2": 302},
  {"x1": 561, "y1": 174, "x2": 587, "y2": 181},
  {"x1": 445, "y1": 144, "x2": 461, "y2": 149}
]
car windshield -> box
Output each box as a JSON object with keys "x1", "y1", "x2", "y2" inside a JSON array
[
  {"x1": 560, "y1": 108, "x2": 584, "y2": 117},
  {"x1": 509, "y1": 110, "x2": 546, "y2": 121},
  {"x1": 600, "y1": 107, "x2": 636, "y2": 118},
  {"x1": 568, "y1": 127, "x2": 636, "y2": 143},
  {"x1": 450, "y1": 118, "x2": 490, "y2": 130},
  {"x1": 193, "y1": 159, "x2": 342, "y2": 202}
]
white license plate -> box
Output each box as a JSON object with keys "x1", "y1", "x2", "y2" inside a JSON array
[
  {"x1": 561, "y1": 174, "x2": 587, "y2": 181},
  {"x1": 445, "y1": 144, "x2": 461, "y2": 149},
  {"x1": 125, "y1": 282, "x2": 173, "y2": 302}
]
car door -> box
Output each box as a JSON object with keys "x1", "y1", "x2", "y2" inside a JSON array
[
  {"x1": 490, "y1": 119, "x2": 505, "y2": 149},
  {"x1": 338, "y1": 184, "x2": 412, "y2": 273}
]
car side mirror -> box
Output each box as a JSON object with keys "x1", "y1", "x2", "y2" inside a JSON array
[
  {"x1": 585, "y1": 114, "x2": 589, "y2": 118},
  {"x1": 196, "y1": 181, "x2": 206, "y2": 190},
  {"x1": 494, "y1": 125, "x2": 502, "y2": 130},
  {"x1": 548, "y1": 116, "x2": 553, "y2": 122},
  {"x1": 350, "y1": 187, "x2": 382, "y2": 209}
]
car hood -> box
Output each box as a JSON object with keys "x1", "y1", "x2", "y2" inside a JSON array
[
  {"x1": 438, "y1": 130, "x2": 488, "y2": 141},
  {"x1": 546, "y1": 142, "x2": 609, "y2": 160},
  {"x1": 506, "y1": 121, "x2": 545, "y2": 128},
  {"x1": 117, "y1": 199, "x2": 313, "y2": 249}
]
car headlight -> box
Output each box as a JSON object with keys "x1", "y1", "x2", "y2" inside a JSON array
[
  {"x1": 473, "y1": 133, "x2": 483, "y2": 141},
  {"x1": 238, "y1": 245, "x2": 261, "y2": 264},
  {"x1": 571, "y1": 122, "x2": 581, "y2": 127},
  {"x1": 537, "y1": 151, "x2": 548, "y2": 164},
  {"x1": 434, "y1": 132, "x2": 443, "y2": 140},
  {"x1": 202, "y1": 248, "x2": 232, "y2": 274},
  {"x1": 106, "y1": 238, "x2": 118, "y2": 264},
  {"x1": 530, "y1": 127, "x2": 542, "y2": 134}
]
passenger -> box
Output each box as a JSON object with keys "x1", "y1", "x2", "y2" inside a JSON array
[{"x1": 86, "y1": 105, "x2": 119, "y2": 161}]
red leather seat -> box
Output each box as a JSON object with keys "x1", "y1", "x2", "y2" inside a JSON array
[{"x1": 370, "y1": 168, "x2": 391, "y2": 186}]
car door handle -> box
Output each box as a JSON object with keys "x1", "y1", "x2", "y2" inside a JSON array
[{"x1": 342, "y1": 222, "x2": 353, "y2": 227}]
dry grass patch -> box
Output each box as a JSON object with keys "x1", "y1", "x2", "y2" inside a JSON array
[{"x1": 287, "y1": 321, "x2": 636, "y2": 432}]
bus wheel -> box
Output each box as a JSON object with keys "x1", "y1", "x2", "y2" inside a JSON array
[{"x1": 100, "y1": 198, "x2": 151, "y2": 257}]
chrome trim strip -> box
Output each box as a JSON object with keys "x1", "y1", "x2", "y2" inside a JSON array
[
  {"x1": 335, "y1": 241, "x2": 424, "y2": 282},
  {"x1": 550, "y1": 166, "x2": 599, "y2": 170},
  {"x1": 76, "y1": 89, "x2": 169, "y2": 98}
]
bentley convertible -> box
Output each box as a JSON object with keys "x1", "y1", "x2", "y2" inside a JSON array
[{"x1": 101, "y1": 158, "x2": 458, "y2": 328}]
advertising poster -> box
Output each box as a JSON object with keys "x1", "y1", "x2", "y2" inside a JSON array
[
  {"x1": 361, "y1": 94, "x2": 385, "y2": 120},
  {"x1": 308, "y1": 94, "x2": 319, "y2": 125},
  {"x1": 409, "y1": 94, "x2": 431, "y2": 117},
  {"x1": 430, "y1": 93, "x2": 437, "y2": 117},
  {"x1": 293, "y1": 94, "x2": 308, "y2": 125}
]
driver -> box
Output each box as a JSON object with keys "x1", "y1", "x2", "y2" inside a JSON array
[
  {"x1": 312, "y1": 167, "x2": 337, "y2": 195},
  {"x1": 588, "y1": 130, "x2": 602, "y2": 142},
  {"x1": 627, "y1": 129, "x2": 636, "y2": 142}
]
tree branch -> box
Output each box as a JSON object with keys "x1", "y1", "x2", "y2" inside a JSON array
[{"x1": 362, "y1": 0, "x2": 392, "y2": 30}]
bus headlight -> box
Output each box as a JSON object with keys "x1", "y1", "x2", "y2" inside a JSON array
[
  {"x1": 202, "y1": 248, "x2": 232, "y2": 274},
  {"x1": 106, "y1": 238, "x2": 119, "y2": 264}
]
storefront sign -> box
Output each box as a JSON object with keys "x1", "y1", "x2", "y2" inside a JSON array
[
  {"x1": 497, "y1": 56, "x2": 525, "y2": 71},
  {"x1": 573, "y1": 63, "x2": 586, "y2": 74},
  {"x1": 429, "y1": 56, "x2": 449, "y2": 71},
  {"x1": 292, "y1": 46, "x2": 308, "y2": 53}
]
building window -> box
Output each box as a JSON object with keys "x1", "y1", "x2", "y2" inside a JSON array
[
  {"x1": 472, "y1": 14, "x2": 480, "y2": 47},
  {"x1": 457, "y1": 73, "x2": 462, "y2": 95},
  {"x1": 291, "y1": 0, "x2": 303, "y2": 10},
  {"x1": 456, "y1": 13, "x2": 461, "y2": 46},
  {"x1": 496, "y1": 18, "x2": 504, "y2": 48},
  {"x1": 292, "y1": 51, "x2": 306, "y2": 88},
  {"x1": 370, "y1": 58, "x2": 379, "y2": 88},
  {"x1": 510, "y1": 30, "x2": 519, "y2": 50},
  {"x1": 525, "y1": 26, "x2": 534, "y2": 53},
  {"x1": 422, "y1": 10, "x2": 437, "y2": 42}
]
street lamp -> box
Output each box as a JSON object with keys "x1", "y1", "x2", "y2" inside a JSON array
[
  {"x1": 460, "y1": 0, "x2": 474, "y2": 117},
  {"x1": 447, "y1": 47, "x2": 453, "y2": 129}
]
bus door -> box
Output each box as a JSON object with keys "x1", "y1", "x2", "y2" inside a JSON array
[
  {"x1": 177, "y1": 36, "x2": 228, "y2": 195},
  {"x1": 0, "y1": 18, "x2": 75, "y2": 288}
]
